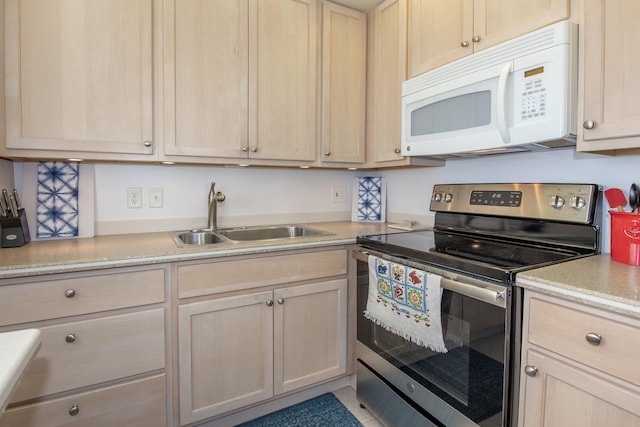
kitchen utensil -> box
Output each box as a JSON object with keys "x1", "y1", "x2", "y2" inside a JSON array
[
  {"x1": 605, "y1": 188, "x2": 627, "y2": 212},
  {"x1": 1, "y1": 189, "x2": 11, "y2": 215},
  {"x1": 12, "y1": 189, "x2": 22, "y2": 211},
  {"x1": 8, "y1": 195, "x2": 18, "y2": 218},
  {"x1": 629, "y1": 183, "x2": 639, "y2": 213}
]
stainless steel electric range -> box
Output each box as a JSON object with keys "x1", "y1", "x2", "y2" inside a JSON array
[{"x1": 354, "y1": 183, "x2": 602, "y2": 427}]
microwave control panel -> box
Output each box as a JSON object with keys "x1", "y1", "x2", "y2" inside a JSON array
[{"x1": 520, "y1": 66, "x2": 547, "y2": 120}]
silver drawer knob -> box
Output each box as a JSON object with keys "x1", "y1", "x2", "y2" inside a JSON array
[
  {"x1": 583, "y1": 120, "x2": 596, "y2": 129},
  {"x1": 68, "y1": 404, "x2": 80, "y2": 416},
  {"x1": 251, "y1": 147, "x2": 258, "y2": 153},
  {"x1": 460, "y1": 40, "x2": 469, "y2": 48},
  {"x1": 65, "y1": 289, "x2": 76, "y2": 298},
  {"x1": 585, "y1": 332, "x2": 602, "y2": 345},
  {"x1": 266, "y1": 299, "x2": 274, "y2": 307},
  {"x1": 241, "y1": 146, "x2": 249, "y2": 152},
  {"x1": 472, "y1": 35, "x2": 481, "y2": 43},
  {"x1": 143, "y1": 140, "x2": 152, "y2": 147},
  {"x1": 277, "y1": 297, "x2": 285, "y2": 305},
  {"x1": 524, "y1": 365, "x2": 538, "y2": 377},
  {"x1": 65, "y1": 333, "x2": 77, "y2": 343},
  {"x1": 325, "y1": 151, "x2": 331, "y2": 156}
]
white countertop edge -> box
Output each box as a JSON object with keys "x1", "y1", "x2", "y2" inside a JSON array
[
  {"x1": 517, "y1": 278, "x2": 640, "y2": 319},
  {"x1": 0, "y1": 329, "x2": 42, "y2": 414},
  {"x1": 0, "y1": 237, "x2": 356, "y2": 279}
]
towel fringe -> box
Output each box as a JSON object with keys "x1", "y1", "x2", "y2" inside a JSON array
[{"x1": 364, "y1": 311, "x2": 448, "y2": 354}]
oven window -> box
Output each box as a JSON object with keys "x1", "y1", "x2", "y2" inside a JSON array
[{"x1": 357, "y1": 262, "x2": 506, "y2": 425}]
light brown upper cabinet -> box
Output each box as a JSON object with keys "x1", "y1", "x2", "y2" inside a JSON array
[
  {"x1": 364, "y1": 0, "x2": 444, "y2": 168},
  {"x1": 407, "y1": 0, "x2": 570, "y2": 78},
  {"x1": 2, "y1": 0, "x2": 157, "y2": 161},
  {"x1": 578, "y1": 0, "x2": 640, "y2": 152},
  {"x1": 320, "y1": 1, "x2": 367, "y2": 165},
  {"x1": 163, "y1": 0, "x2": 317, "y2": 164}
]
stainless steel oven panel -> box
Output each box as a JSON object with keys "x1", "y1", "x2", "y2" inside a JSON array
[
  {"x1": 353, "y1": 249, "x2": 507, "y2": 308},
  {"x1": 358, "y1": 342, "x2": 480, "y2": 427}
]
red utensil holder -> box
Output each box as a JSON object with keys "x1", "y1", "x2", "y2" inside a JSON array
[{"x1": 610, "y1": 211, "x2": 640, "y2": 266}]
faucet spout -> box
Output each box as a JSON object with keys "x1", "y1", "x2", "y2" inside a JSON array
[{"x1": 207, "y1": 182, "x2": 226, "y2": 229}]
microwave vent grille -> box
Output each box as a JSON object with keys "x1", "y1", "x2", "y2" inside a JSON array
[{"x1": 403, "y1": 20, "x2": 572, "y2": 96}]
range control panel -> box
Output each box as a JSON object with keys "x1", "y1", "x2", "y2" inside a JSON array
[{"x1": 430, "y1": 183, "x2": 600, "y2": 224}]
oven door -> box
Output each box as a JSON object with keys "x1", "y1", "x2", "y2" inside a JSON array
[{"x1": 354, "y1": 249, "x2": 513, "y2": 427}]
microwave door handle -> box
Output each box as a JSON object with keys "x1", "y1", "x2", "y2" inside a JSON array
[{"x1": 497, "y1": 62, "x2": 512, "y2": 143}]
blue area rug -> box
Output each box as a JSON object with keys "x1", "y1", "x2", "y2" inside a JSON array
[{"x1": 236, "y1": 393, "x2": 363, "y2": 427}]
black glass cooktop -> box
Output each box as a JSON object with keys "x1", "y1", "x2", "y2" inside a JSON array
[{"x1": 356, "y1": 230, "x2": 587, "y2": 284}]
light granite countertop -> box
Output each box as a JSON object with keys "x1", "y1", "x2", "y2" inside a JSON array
[
  {"x1": 517, "y1": 254, "x2": 640, "y2": 319},
  {"x1": 0, "y1": 221, "x2": 398, "y2": 280}
]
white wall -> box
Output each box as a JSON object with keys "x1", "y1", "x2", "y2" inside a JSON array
[{"x1": 93, "y1": 164, "x2": 356, "y2": 233}]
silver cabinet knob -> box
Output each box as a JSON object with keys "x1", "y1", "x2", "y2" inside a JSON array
[
  {"x1": 583, "y1": 120, "x2": 596, "y2": 129},
  {"x1": 65, "y1": 333, "x2": 77, "y2": 343},
  {"x1": 68, "y1": 405, "x2": 80, "y2": 416},
  {"x1": 524, "y1": 365, "x2": 538, "y2": 377},
  {"x1": 65, "y1": 289, "x2": 76, "y2": 298},
  {"x1": 585, "y1": 332, "x2": 602, "y2": 345},
  {"x1": 251, "y1": 147, "x2": 258, "y2": 153},
  {"x1": 277, "y1": 297, "x2": 284, "y2": 305},
  {"x1": 460, "y1": 40, "x2": 470, "y2": 48},
  {"x1": 472, "y1": 35, "x2": 481, "y2": 43},
  {"x1": 324, "y1": 151, "x2": 331, "y2": 156},
  {"x1": 241, "y1": 146, "x2": 249, "y2": 152},
  {"x1": 266, "y1": 299, "x2": 274, "y2": 307},
  {"x1": 394, "y1": 148, "x2": 401, "y2": 154},
  {"x1": 143, "y1": 140, "x2": 152, "y2": 147}
]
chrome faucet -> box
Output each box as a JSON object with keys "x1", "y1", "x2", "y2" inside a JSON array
[{"x1": 207, "y1": 182, "x2": 226, "y2": 230}]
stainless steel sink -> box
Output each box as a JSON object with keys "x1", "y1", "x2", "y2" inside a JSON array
[
  {"x1": 217, "y1": 225, "x2": 333, "y2": 241},
  {"x1": 171, "y1": 230, "x2": 229, "y2": 247},
  {"x1": 171, "y1": 225, "x2": 333, "y2": 246}
]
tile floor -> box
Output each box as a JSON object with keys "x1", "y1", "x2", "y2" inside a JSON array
[{"x1": 333, "y1": 386, "x2": 384, "y2": 427}]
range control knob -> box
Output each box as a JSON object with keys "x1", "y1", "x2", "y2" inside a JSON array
[
  {"x1": 433, "y1": 193, "x2": 443, "y2": 202},
  {"x1": 549, "y1": 195, "x2": 565, "y2": 209},
  {"x1": 569, "y1": 196, "x2": 586, "y2": 210},
  {"x1": 444, "y1": 193, "x2": 453, "y2": 202}
]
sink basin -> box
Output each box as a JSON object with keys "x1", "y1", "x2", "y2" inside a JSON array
[
  {"x1": 171, "y1": 225, "x2": 334, "y2": 246},
  {"x1": 171, "y1": 230, "x2": 229, "y2": 247},
  {"x1": 217, "y1": 225, "x2": 334, "y2": 241}
]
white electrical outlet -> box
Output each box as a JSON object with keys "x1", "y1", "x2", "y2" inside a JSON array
[
  {"x1": 127, "y1": 187, "x2": 142, "y2": 208},
  {"x1": 149, "y1": 187, "x2": 163, "y2": 208},
  {"x1": 331, "y1": 186, "x2": 346, "y2": 203}
]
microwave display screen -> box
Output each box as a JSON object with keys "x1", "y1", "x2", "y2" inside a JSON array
[
  {"x1": 470, "y1": 191, "x2": 522, "y2": 207},
  {"x1": 524, "y1": 66, "x2": 544, "y2": 78}
]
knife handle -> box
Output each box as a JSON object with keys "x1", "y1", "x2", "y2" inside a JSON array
[
  {"x1": 9, "y1": 194, "x2": 19, "y2": 217},
  {"x1": 12, "y1": 189, "x2": 22, "y2": 211}
]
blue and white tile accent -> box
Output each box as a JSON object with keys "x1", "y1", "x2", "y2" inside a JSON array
[
  {"x1": 36, "y1": 162, "x2": 79, "y2": 238},
  {"x1": 352, "y1": 177, "x2": 386, "y2": 222}
]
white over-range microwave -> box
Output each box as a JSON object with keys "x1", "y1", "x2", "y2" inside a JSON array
[{"x1": 402, "y1": 20, "x2": 578, "y2": 158}]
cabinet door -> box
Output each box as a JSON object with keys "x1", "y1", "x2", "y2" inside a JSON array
[
  {"x1": 178, "y1": 291, "x2": 273, "y2": 425},
  {"x1": 4, "y1": 0, "x2": 154, "y2": 156},
  {"x1": 578, "y1": 0, "x2": 640, "y2": 151},
  {"x1": 163, "y1": 0, "x2": 249, "y2": 159},
  {"x1": 369, "y1": 0, "x2": 406, "y2": 162},
  {"x1": 519, "y1": 349, "x2": 640, "y2": 427},
  {"x1": 407, "y1": 0, "x2": 473, "y2": 78},
  {"x1": 273, "y1": 279, "x2": 347, "y2": 394},
  {"x1": 250, "y1": 0, "x2": 317, "y2": 161},
  {"x1": 321, "y1": 2, "x2": 366, "y2": 164},
  {"x1": 474, "y1": 0, "x2": 569, "y2": 52}
]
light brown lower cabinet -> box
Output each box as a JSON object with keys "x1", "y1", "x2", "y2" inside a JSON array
[
  {"x1": 178, "y1": 278, "x2": 347, "y2": 425},
  {"x1": 0, "y1": 375, "x2": 166, "y2": 427},
  {"x1": 518, "y1": 291, "x2": 640, "y2": 426}
]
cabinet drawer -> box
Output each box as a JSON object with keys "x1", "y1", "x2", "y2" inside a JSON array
[
  {"x1": 1, "y1": 374, "x2": 166, "y2": 427},
  {"x1": 10, "y1": 308, "x2": 165, "y2": 403},
  {"x1": 0, "y1": 268, "x2": 165, "y2": 325},
  {"x1": 528, "y1": 297, "x2": 640, "y2": 385},
  {"x1": 178, "y1": 249, "x2": 347, "y2": 298}
]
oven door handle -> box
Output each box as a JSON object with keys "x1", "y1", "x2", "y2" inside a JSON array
[{"x1": 353, "y1": 249, "x2": 507, "y2": 308}]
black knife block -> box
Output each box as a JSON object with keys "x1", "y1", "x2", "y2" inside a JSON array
[{"x1": 1, "y1": 209, "x2": 31, "y2": 248}]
